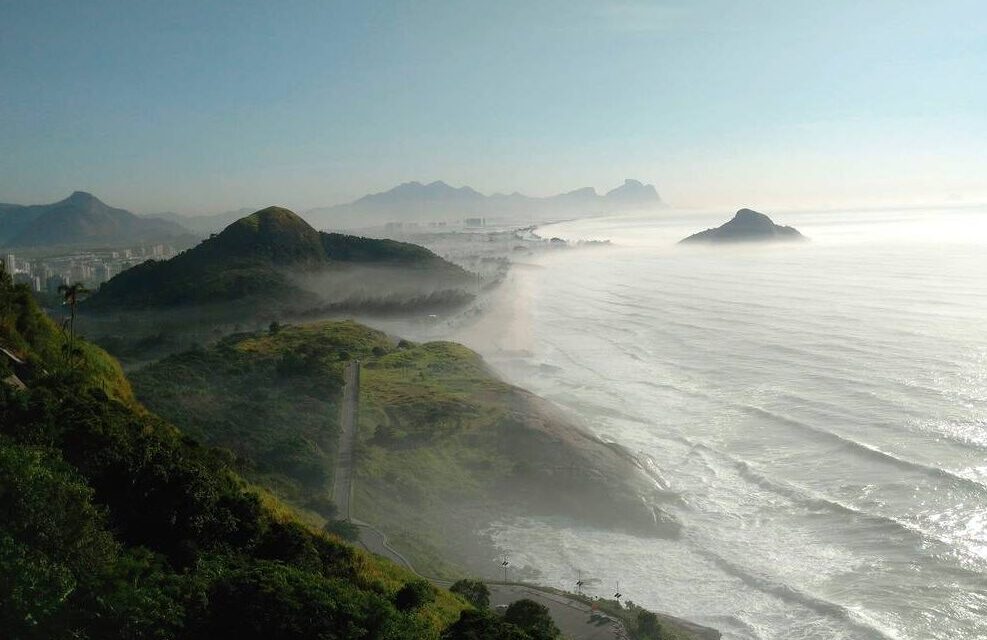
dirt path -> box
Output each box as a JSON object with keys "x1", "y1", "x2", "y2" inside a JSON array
[{"x1": 331, "y1": 360, "x2": 360, "y2": 519}]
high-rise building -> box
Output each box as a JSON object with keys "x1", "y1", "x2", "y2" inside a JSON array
[
  {"x1": 94, "y1": 263, "x2": 114, "y2": 283},
  {"x1": 2, "y1": 253, "x2": 15, "y2": 273}
]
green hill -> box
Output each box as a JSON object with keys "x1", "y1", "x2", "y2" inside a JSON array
[
  {"x1": 131, "y1": 320, "x2": 680, "y2": 578},
  {"x1": 86, "y1": 206, "x2": 472, "y2": 311},
  {"x1": 0, "y1": 267, "x2": 483, "y2": 639},
  {"x1": 1, "y1": 263, "x2": 707, "y2": 640}
]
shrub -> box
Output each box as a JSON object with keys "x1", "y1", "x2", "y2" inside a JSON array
[
  {"x1": 450, "y1": 578, "x2": 490, "y2": 609},
  {"x1": 323, "y1": 519, "x2": 360, "y2": 542},
  {"x1": 395, "y1": 578, "x2": 436, "y2": 612},
  {"x1": 504, "y1": 599, "x2": 559, "y2": 640}
]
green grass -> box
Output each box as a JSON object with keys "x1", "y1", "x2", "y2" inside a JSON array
[
  {"x1": 133, "y1": 320, "x2": 535, "y2": 575},
  {"x1": 0, "y1": 271, "x2": 472, "y2": 639}
]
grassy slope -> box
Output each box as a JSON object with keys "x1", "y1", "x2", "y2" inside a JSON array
[
  {"x1": 134, "y1": 320, "x2": 675, "y2": 581},
  {"x1": 1, "y1": 277, "x2": 467, "y2": 637}
]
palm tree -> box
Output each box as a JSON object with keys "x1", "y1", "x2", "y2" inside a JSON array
[{"x1": 58, "y1": 282, "x2": 89, "y2": 350}]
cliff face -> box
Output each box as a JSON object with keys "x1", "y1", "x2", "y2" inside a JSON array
[{"x1": 681, "y1": 208, "x2": 805, "y2": 243}]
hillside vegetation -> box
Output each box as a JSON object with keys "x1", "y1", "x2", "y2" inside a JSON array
[
  {"x1": 87, "y1": 206, "x2": 472, "y2": 310},
  {"x1": 133, "y1": 320, "x2": 679, "y2": 578},
  {"x1": 0, "y1": 268, "x2": 530, "y2": 639}
]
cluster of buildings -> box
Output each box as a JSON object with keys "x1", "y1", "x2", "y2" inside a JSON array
[{"x1": 1, "y1": 244, "x2": 177, "y2": 293}]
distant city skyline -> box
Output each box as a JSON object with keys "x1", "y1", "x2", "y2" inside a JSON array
[{"x1": 2, "y1": 1, "x2": 985, "y2": 214}]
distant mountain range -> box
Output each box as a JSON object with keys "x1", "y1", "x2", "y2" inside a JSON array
[
  {"x1": 680, "y1": 209, "x2": 806, "y2": 244},
  {"x1": 304, "y1": 178, "x2": 665, "y2": 229},
  {"x1": 0, "y1": 191, "x2": 194, "y2": 249},
  {"x1": 1, "y1": 179, "x2": 665, "y2": 248},
  {"x1": 87, "y1": 206, "x2": 472, "y2": 311}
]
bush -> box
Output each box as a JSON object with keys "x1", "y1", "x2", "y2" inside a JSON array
[
  {"x1": 323, "y1": 519, "x2": 360, "y2": 542},
  {"x1": 637, "y1": 609, "x2": 664, "y2": 639},
  {"x1": 395, "y1": 578, "x2": 436, "y2": 612},
  {"x1": 442, "y1": 610, "x2": 531, "y2": 640},
  {"x1": 450, "y1": 578, "x2": 490, "y2": 609},
  {"x1": 504, "y1": 599, "x2": 559, "y2": 640}
]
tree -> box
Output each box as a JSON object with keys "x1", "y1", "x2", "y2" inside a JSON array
[
  {"x1": 57, "y1": 282, "x2": 89, "y2": 353},
  {"x1": 394, "y1": 578, "x2": 435, "y2": 612},
  {"x1": 442, "y1": 610, "x2": 531, "y2": 640},
  {"x1": 637, "y1": 610, "x2": 664, "y2": 639},
  {"x1": 450, "y1": 578, "x2": 490, "y2": 609},
  {"x1": 504, "y1": 599, "x2": 559, "y2": 640},
  {"x1": 323, "y1": 519, "x2": 360, "y2": 542}
]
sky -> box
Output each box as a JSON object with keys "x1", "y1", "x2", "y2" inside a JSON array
[{"x1": 1, "y1": 0, "x2": 986, "y2": 214}]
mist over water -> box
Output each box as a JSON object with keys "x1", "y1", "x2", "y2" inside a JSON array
[{"x1": 455, "y1": 208, "x2": 987, "y2": 640}]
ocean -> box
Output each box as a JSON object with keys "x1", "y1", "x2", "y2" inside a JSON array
[{"x1": 453, "y1": 207, "x2": 987, "y2": 640}]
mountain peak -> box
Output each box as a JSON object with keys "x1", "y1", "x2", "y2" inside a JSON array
[
  {"x1": 605, "y1": 179, "x2": 660, "y2": 203},
  {"x1": 61, "y1": 191, "x2": 103, "y2": 207},
  {"x1": 215, "y1": 206, "x2": 325, "y2": 267},
  {"x1": 731, "y1": 208, "x2": 775, "y2": 226},
  {"x1": 236, "y1": 205, "x2": 311, "y2": 229}
]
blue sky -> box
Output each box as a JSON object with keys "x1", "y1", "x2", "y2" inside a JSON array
[{"x1": 1, "y1": 0, "x2": 985, "y2": 213}]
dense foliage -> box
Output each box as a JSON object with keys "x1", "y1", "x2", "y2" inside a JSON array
[
  {"x1": 503, "y1": 600, "x2": 560, "y2": 640},
  {"x1": 0, "y1": 267, "x2": 466, "y2": 639},
  {"x1": 86, "y1": 207, "x2": 469, "y2": 309},
  {"x1": 450, "y1": 578, "x2": 491, "y2": 609}
]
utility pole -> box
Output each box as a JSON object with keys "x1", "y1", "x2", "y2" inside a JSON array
[{"x1": 501, "y1": 553, "x2": 510, "y2": 583}]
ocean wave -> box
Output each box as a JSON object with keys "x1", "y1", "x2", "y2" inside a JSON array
[
  {"x1": 683, "y1": 538, "x2": 903, "y2": 640},
  {"x1": 676, "y1": 439, "x2": 987, "y2": 574},
  {"x1": 736, "y1": 404, "x2": 987, "y2": 495}
]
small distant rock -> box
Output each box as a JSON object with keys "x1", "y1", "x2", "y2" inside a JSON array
[{"x1": 679, "y1": 208, "x2": 805, "y2": 244}]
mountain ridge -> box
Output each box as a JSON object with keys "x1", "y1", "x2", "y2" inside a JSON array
[
  {"x1": 0, "y1": 191, "x2": 193, "y2": 248},
  {"x1": 305, "y1": 178, "x2": 665, "y2": 228}
]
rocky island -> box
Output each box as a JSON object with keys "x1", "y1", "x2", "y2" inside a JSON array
[{"x1": 680, "y1": 208, "x2": 805, "y2": 244}]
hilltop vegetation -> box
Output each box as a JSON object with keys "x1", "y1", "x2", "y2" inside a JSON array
[
  {"x1": 0, "y1": 267, "x2": 544, "y2": 639},
  {"x1": 133, "y1": 320, "x2": 679, "y2": 578},
  {"x1": 86, "y1": 206, "x2": 472, "y2": 311}
]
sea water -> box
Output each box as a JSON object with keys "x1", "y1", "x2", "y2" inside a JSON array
[{"x1": 459, "y1": 207, "x2": 987, "y2": 640}]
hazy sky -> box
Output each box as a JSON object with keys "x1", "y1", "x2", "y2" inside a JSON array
[{"x1": 2, "y1": 1, "x2": 985, "y2": 214}]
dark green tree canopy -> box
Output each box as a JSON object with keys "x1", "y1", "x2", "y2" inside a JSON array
[
  {"x1": 504, "y1": 599, "x2": 560, "y2": 640},
  {"x1": 450, "y1": 578, "x2": 491, "y2": 610}
]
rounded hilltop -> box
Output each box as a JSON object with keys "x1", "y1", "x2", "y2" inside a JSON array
[
  {"x1": 680, "y1": 208, "x2": 806, "y2": 243},
  {"x1": 215, "y1": 206, "x2": 327, "y2": 267}
]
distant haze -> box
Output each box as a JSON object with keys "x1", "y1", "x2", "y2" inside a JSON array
[{"x1": 2, "y1": 1, "x2": 985, "y2": 213}]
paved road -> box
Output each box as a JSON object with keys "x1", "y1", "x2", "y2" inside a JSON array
[{"x1": 331, "y1": 360, "x2": 360, "y2": 519}]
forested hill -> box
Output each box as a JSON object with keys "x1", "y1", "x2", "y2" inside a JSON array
[
  {"x1": 0, "y1": 266, "x2": 504, "y2": 639},
  {"x1": 85, "y1": 206, "x2": 471, "y2": 310}
]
